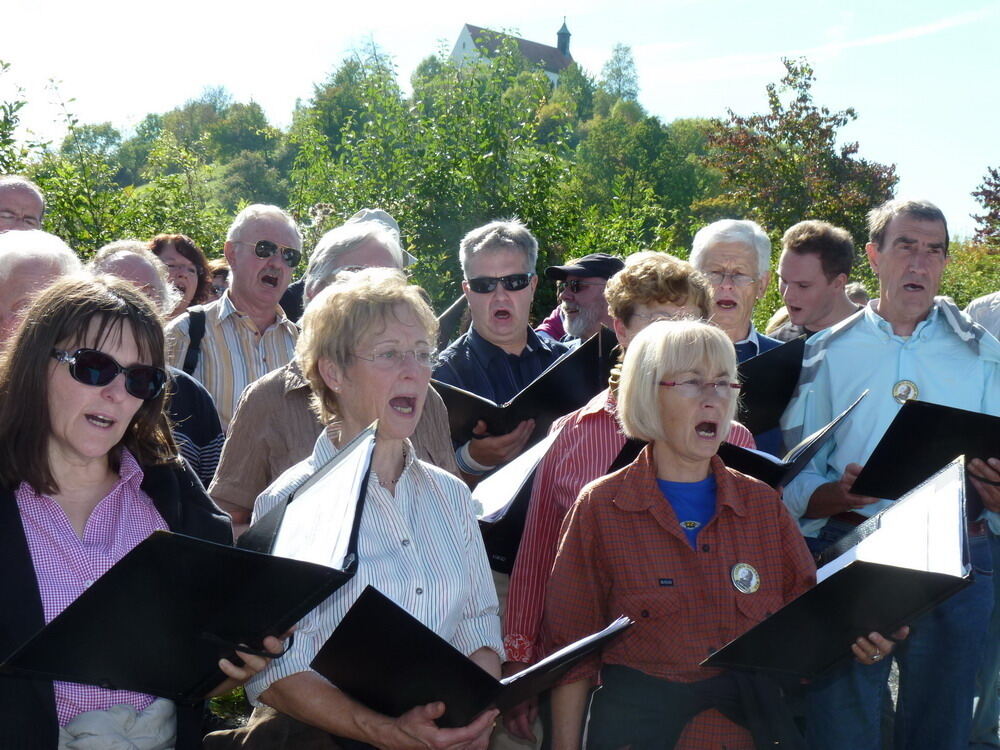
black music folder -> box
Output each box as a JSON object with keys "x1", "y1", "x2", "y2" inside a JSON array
[
  {"x1": 703, "y1": 458, "x2": 972, "y2": 679},
  {"x1": 850, "y1": 400, "x2": 1000, "y2": 504},
  {"x1": 1, "y1": 428, "x2": 377, "y2": 702},
  {"x1": 474, "y1": 429, "x2": 561, "y2": 574},
  {"x1": 433, "y1": 326, "x2": 617, "y2": 444},
  {"x1": 736, "y1": 336, "x2": 806, "y2": 435},
  {"x1": 0, "y1": 532, "x2": 350, "y2": 702},
  {"x1": 717, "y1": 390, "x2": 867, "y2": 488},
  {"x1": 312, "y1": 586, "x2": 632, "y2": 727}
]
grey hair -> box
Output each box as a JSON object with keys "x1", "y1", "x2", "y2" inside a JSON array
[
  {"x1": 89, "y1": 240, "x2": 181, "y2": 316},
  {"x1": 459, "y1": 218, "x2": 538, "y2": 277},
  {"x1": 867, "y1": 199, "x2": 949, "y2": 252},
  {"x1": 303, "y1": 222, "x2": 405, "y2": 301},
  {"x1": 0, "y1": 230, "x2": 80, "y2": 285},
  {"x1": 225, "y1": 204, "x2": 302, "y2": 247},
  {"x1": 0, "y1": 175, "x2": 46, "y2": 217},
  {"x1": 690, "y1": 219, "x2": 772, "y2": 278}
]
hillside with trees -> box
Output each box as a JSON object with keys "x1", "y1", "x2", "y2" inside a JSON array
[{"x1": 2, "y1": 39, "x2": 996, "y2": 320}]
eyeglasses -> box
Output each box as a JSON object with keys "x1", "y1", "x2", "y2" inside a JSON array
[
  {"x1": 705, "y1": 271, "x2": 756, "y2": 287},
  {"x1": 659, "y1": 378, "x2": 741, "y2": 399},
  {"x1": 165, "y1": 262, "x2": 198, "y2": 277},
  {"x1": 466, "y1": 273, "x2": 534, "y2": 294},
  {"x1": 354, "y1": 345, "x2": 439, "y2": 370},
  {"x1": 241, "y1": 240, "x2": 301, "y2": 268},
  {"x1": 210, "y1": 284, "x2": 227, "y2": 296},
  {"x1": 52, "y1": 348, "x2": 167, "y2": 401},
  {"x1": 0, "y1": 210, "x2": 42, "y2": 229},
  {"x1": 557, "y1": 279, "x2": 605, "y2": 294}
]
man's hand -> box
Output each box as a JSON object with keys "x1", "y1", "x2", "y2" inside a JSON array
[
  {"x1": 467, "y1": 419, "x2": 535, "y2": 467},
  {"x1": 852, "y1": 626, "x2": 909, "y2": 666},
  {"x1": 392, "y1": 702, "x2": 499, "y2": 750},
  {"x1": 804, "y1": 463, "x2": 881, "y2": 518},
  {"x1": 969, "y1": 457, "x2": 1000, "y2": 513},
  {"x1": 500, "y1": 662, "x2": 537, "y2": 742},
  {"x1": 207, "y1": 634, "x2": 288, "y2": 697}
]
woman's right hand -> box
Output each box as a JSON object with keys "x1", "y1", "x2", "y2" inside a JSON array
[{"x1": 391, "y1": 703, "x2": 499, "y2": 750}]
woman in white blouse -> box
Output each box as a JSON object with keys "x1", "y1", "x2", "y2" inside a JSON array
[{"x1": 230, "y1": 268, "x2": 502, "y2": 750}]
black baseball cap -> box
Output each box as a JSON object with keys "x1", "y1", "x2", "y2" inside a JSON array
[{"x1": 544, "y1": 253, "x2": 625, "y2": 281}]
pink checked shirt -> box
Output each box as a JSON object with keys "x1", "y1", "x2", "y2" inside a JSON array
[
  {"x1": 16, "y1": 450, "x2": 167, "y2": 726},
  {"x1": 503, "y1": 388, "x2": 756, "y2": 664}
]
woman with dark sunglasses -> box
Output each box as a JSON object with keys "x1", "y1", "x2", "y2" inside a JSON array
[{"x1": 0, "y1": 275, "x2": 279, "y2": 749}]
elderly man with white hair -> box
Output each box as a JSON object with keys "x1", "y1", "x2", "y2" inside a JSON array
[
  {"x1": 0, "y1": 229, "x2": 81, "y2": 346},
  {"x1": 209, "y1": 211, "x2": 457, "y2": 533},
  {"x1": 90, "y1": 241, "x2": 225, "y2": 487},
  {"x1": 689, "y1": 219, "x2": 782, "y2": 362},
  {"x1": 166, "y1": 204, "x2": 302, "y2": 430}
]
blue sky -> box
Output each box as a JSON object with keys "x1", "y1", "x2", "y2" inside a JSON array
[{"x1": 2, "y1": 0, "x2": 997, "y2": 237}]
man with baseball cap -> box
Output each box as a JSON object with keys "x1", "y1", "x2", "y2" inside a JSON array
[{"x1": 541, "y1": 253, "x2": 624, "y2": 342}]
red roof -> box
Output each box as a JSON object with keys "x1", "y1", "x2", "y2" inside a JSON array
[{"x1": 463, "y1": 24, "x2": 573, "y2": 73}]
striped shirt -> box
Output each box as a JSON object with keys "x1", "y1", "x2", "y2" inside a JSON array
[
  {"x1": 16, "y1": 451, "x2": 167, "y2": 725},
  {"x1": 246, "y1": 430, "x2": 503, "y2": 703},
  {"x1": 504, "y1": 388, "x2": 756, "y2": 664},
  {"x1": 165, "y1": 291, "x2": 298, "y2": 431}
]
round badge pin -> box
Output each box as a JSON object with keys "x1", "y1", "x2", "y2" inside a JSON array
[
  {"x1": 892, "y1": 380, "x2": 918, "y2": 405},
  {"x1": 731, "y1": 563, "x2": 760, "y2": 594}
]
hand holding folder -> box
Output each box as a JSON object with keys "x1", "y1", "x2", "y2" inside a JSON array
[
  {"x1": 433, "y1": 327, "x2": 617, "y2": 446},
  {"x1": 311, "y1": 586, "x2": 632, "y2": 728},
  {"x1": 703, "y1": 458, "x2": 971, "y2": 679}
]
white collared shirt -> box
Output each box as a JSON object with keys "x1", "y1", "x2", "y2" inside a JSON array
[{"x1": 246, "y1": 432, "x2": 503, "y2": 702}]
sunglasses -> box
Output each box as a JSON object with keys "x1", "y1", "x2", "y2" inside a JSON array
[
  {"x1": 246, "y1": 240, "x2": 301, "y2": 268},
  {"x1": 466, "y1": 273, "x2": 534, "y2": 294},
  {"x1": 557, "y1": 279, "x2": 605, "y2": 294},
  {"x1": 52, "y1": 348, "x2": 167, "y2": 401}
]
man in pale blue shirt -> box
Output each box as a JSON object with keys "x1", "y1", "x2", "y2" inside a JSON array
[{"x1": 781, "y1": 199, "x2": 1000, "y2": 750}]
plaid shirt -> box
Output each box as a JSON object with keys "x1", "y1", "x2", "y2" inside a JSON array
[
  {"x1": 541, "y1": 448, "x2": 814, "y2": 748},
  {"x1": 16, "y1": 451, "x2": 167, "y2": 725},
  {"x1": 504, "y1": 388, "x2": 756, "y2": 664}
]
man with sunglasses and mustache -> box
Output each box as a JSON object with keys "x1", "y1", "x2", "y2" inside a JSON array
[
  {"x1": 434, "y1": 219, "x2": 570, "y2": 477},
  {"x1": 167, "y1": 204, "x2": 302, "y2": 431}
]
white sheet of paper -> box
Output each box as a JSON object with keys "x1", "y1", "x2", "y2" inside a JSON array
[
  {"x1": 474, "y1": 429, "x2": 562, "y2": 523},
  {"x1": 817, "y1": 458, "x2": 967, "y2": 583},
  {"x1": 271, "y1": 432, "x2": 375, "y2": 570}
]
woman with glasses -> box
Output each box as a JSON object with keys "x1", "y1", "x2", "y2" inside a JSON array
[
  {"x1": 150, "y1": 234, "x2": 213, "y2": 318},
  {"x1": 502, "y1": 253, "x2": 757, "y2": 741},
  {"x1": 216, "y1": 268, "x2": 502, "y2": 750},
  {"x1": 540, "y1": 319, "x2": 899, "y2": 749},
  {"x1": 0, "y1": 275, "x2": 278, "y2": 749}
]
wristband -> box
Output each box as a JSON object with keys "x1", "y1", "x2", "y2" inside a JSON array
[{"x1": 457, "y1": 441, "x2": 496, "y2": 475}]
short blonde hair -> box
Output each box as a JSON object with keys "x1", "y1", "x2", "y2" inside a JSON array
[
  {"x1": 604, "y1": 251, "x2": 711, "y2": 324},
  {"x1": 297, "y1": 267, "x2": 438, "y2": 424},
  {"x1": 618, "y1": 319, "x2": 738, "y2": 442}
]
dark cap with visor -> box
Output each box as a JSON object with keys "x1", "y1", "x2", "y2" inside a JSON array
[{"x1": 544, "y1": 253, "x2": 624, "y2": 281}]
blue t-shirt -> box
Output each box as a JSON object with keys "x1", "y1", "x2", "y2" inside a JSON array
[{"x1": 657, "y1": 475, "x2": 717, "y2": 548}]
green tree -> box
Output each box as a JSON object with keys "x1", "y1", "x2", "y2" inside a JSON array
[
  {"x1": 290, "y1": 43, "x2": 571, "y2": 312},
  {"x1": 705, "y1": 57, "x2": 897, "y2": 271},
  {"x1": 599, "y1": 44, "x2": 639, "y2": 102},
  {"x1": 972, "y1": 165, "x2": 1000, "y2": 250},
  {"x1": 0, "y1": 60, "x2": 44, "y2": 173}
]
